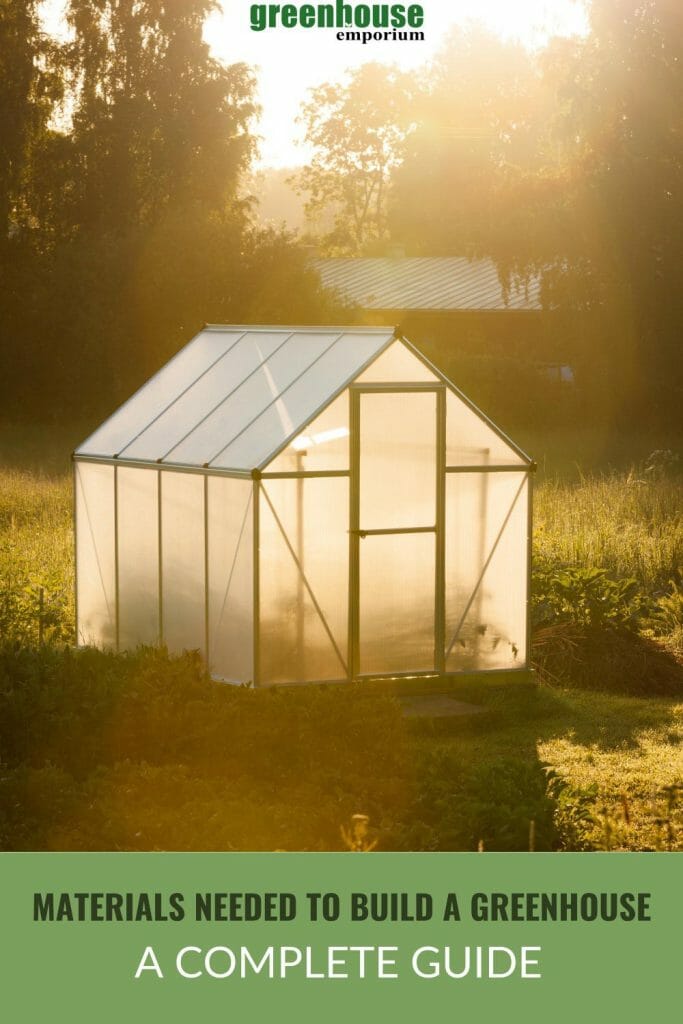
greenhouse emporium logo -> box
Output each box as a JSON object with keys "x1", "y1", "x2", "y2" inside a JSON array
[{"x1": 249, "y1": 3, "x2": 426, "y2": 44}]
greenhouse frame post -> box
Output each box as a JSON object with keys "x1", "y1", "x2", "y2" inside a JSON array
[
  {"x1": 72, "y1": 461, "x2": 78, "y2": 647},
  {"x1": 157, "y1": 469, "x2": 164, "y2": 646},
  {"x1": 526, "y1": 469, "x2": 534, "y2": 670},
  {"x1": 113, "y1": 464, "x2": 120, "y2": 652},
  {"x1": 204, "y1": 473, "x2": 210, "y2": 665},
  {"x1": 435, "y1": 387, "x2": 446, "y2": 675},
  {"x1": 253, "y1": 476, "x2": 261, "y2": 687}
]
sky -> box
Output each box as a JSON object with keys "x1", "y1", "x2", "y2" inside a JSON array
[{"x1": 41, "y1": 1, "x2": 589, "y2": 168}]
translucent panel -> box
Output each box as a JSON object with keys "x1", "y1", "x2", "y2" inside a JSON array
[
  {"x1": 75, "y1": 462, "x2": 116, "y2": 648},
  {"x1": 259, "y1": 478, "x2": 349, "y2": 684},
  {"x1": 445, "y1": 472, "x2": 528, "y2": 672},
  {"x1": 356, "y1": 340, "x2": 438, "y2": 383},
  {"x1": 161, "y1": 472, "x2": 206, "y2": 655},
  {"x1": 446, "y1": 390, "x2": 527, "y2": 466},
  {"x1": 167, "y1": 332, "x2": 339, "y2": 467},
  {"x1": 359, "y1": 391, "x2": 437, "y2": 530},
  {"x1": 76, "y1": 330, "x2": 242, "y2": 457},
  {"x1": 212, "y1": 332, "x2": 386, "y2": 470},
  {"x1": 264, "y1": 392, "x2": 349, "y2": 474},
  {"x1": 121, "y1": 332, "x2": 287, "y2": 462},
  {"x1": 207, "y1": 477, "x2": 253, "y2": 683},
  {"x1": 358, "y1": 532, "x2": 435, "y2": 675},
  {"x1": 117, "y1": 467, "x2": 159, "y2": 649}
]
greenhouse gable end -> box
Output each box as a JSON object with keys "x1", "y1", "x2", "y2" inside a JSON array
[{"x1": 74, "y1": 325, "x2": 533, "y2": 686}]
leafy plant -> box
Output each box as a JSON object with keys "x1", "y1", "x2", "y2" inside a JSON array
[
  {"x1": 532, "y1": 564, "x2": 649, "y2": 631},
  {"x1": 648, "y1": 579, "x2": 683, "y2": 636}
]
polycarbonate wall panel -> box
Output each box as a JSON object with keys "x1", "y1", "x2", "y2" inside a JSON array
[
  {"x1": 76, "y1": 330, "x2": 242, "y2": 458},
  {"x1": 117, "y1": 467, "x2": 159, "y2": 649},
  {"x1": 120, "y1": 332, "x2": 287, "y2": 462},
  {"x1": 75, "y1": 462, "x2": 116, "y2": 648},
  {"x1": 161, "y1": 471, "x2": 206, "y2": 655},
  {"x1": 207, "y1": 477, "x2": 253, "y2": 683},
  {"x1": 259, "y1": 478, "x2": 349, "y2": 684},
  {"x1": 265, "y1": 393, "x2": 349, "y2": 474},
  {"x1": 358, "y1": 532, "x2": 436, "y2": 676},
  {"x1": 446, "y1": 390, "x2": 526, "y2": 466},
  {"x1": 356, "y1": 340, "x2": 438, "y2": 383},
  {"x1": 445, "y1": 471, "x2": 528, "y2": 672},
  {"x1": 359, "y1": 391, "x2": 437, "y2": 530},
  {"x1": 167, "y1": 332, "x2": 340, "y2": 468},
  {"x1": 212, "y1": 332, "x2": 387, "y2": 470}
]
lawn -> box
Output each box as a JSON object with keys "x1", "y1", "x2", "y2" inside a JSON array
[{"x1": 1, "y1": 423, "x2": 682, "y2": 852}]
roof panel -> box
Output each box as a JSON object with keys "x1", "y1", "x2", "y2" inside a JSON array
[
  {"x1": 79, "y1": 326, "x2": 393, "y2": 471},
  {"x1": 215, "y1": 331, "x2": 390, "y2": 470},
  {"x1": 312, "y1": 257, "x2": 541, "y2": 312},
  {"x1": 165, "y1": 330, "x2": 345, "y2": 467},
  {"x1": 119, "y1": 331, "x2": 291, "y2": 462},
  {"x1": 76, "y1": 329, "x2": 243, "y2": 458}
]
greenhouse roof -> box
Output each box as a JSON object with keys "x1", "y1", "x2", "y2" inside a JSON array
[{"x1": 75, "y1": 326, "x2": 396, "y2": 473}]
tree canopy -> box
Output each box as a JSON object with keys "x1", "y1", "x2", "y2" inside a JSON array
[
  {"x1": 0, "y1": 0, "x2": 346, "y2": 422},
  {"x1": 293, "y1": 3, "x2": 682, "y2": 424}
]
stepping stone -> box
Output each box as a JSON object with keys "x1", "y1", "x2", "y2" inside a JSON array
[{"x1": 399, "y1": 695, "x2": 487, "y2": 718}]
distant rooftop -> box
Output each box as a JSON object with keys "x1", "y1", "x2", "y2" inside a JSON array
[{"x1": 313, "y1": 257, "x2": 541, "y2": 313}]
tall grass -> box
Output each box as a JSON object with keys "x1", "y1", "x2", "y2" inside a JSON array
[
  {"x1": 0, "y1": 470, "x2": 74, "y2": 645},
  {"x1": 535, "y1": 474, "x2": 682, "y2": 591}
]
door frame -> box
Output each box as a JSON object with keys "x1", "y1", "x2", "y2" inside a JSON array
[{"x1": 348, "y1": 383, "x2": 446, "y2": 680}]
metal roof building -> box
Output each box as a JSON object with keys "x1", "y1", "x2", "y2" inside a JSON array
[
  {"x1": 313, "y1": 257, "x2": 541, "y2": 313},
  {"x1": 74, "y1": 325, "x2": 533, "y2": 687}
]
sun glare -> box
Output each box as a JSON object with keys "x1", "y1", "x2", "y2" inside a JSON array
[
  {"x1": 206, "y1": 0, "x2": 588, "y2": 167},
  {"x1": 39, "y1": 1, "x2": 588, "y2": 167}
]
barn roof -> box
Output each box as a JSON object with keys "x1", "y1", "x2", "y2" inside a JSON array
[
  {"x1": 313, "y1": 257, "x2": 541, "y2": 312},
  {"x1": 75, "y1": 326, "x2": 395, "y2": 472}
]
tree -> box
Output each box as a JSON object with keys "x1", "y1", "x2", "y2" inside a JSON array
[
  {"x1": 495, "y1": 0, "x2": 683, "y2": 421},
  {"x1": 64, "y1": 0, "x2": 257, "y2": 232},
  {"x1": 389, "y1": 27, "x2": 540, "y2": 256},
  {"x1": 294, "y1": 63, "x2": 417, "y2": 254},
  {"x1": 0, "y1": 0, "x2": 61, "y2": 240},
  {"x1": 0, "y1": 1, "x2": 347, "y2": 422}
]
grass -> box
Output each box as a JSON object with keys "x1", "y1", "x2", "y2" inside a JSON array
[
  {"x1": 535, "y1": 473, "x2": 683, "y2": 591},
  {"x1": 0, "y1": 422, "x2": 682, "y2": 851}
]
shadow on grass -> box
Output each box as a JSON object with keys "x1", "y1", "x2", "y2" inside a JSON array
[{"x1": 0, "y1": 643, "x2": 680, "y2": 852}]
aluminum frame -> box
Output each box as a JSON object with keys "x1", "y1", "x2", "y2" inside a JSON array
[
  {"x1": 74, "y1": 326, "x2": 533, "y2": 688},
  {"x1": 350, "y1": 383, "x2": 445, "y2": 679}
]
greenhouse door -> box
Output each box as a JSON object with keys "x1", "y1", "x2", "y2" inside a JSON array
[{"x1": 350, "y1": 386, "x2": 445, "y2": 678}]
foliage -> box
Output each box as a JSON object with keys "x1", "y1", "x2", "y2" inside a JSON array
[
  {"x1": 389, "y1": 27, "x2": 540, "y2": 257},
  {"x1": 294, "y1": 63, "x2": 417, "y2": 253},
  {"x1": 649, "y1": 579, "x2": 683, "y2": 633},
  {"x1": 547, "y1": 775, "x2": 599, "y2": 852},
  {"x1": 0, "y1": 1, "x2": 347, "y2": 423},
  {"x1": 532, "y1": 565, "x2": 648, "y2": 631},
  {"x1": 490, "y1": 0, "x2": 683, "y2": 425}
]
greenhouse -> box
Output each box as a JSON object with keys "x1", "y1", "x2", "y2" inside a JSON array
[{"x1": 74, "y1": 325, "x2": 533, "y2": 685}]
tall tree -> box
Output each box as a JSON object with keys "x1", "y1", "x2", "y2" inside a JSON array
[
  {"x1": 496, "y1": 0, "x2": 683, "y2": 419},
  {"x1": 294, "y1": 63, "x2": 417, "y2": 254},
  {"x1": 0, "y1": 0, "x2": 60, "y2": 241},
  {"x1": 389, "y1": 27, "x2": 540, "y2": 256},
  {"x1": 64, "y1": 0, "x2": 257, "y2": 232}
]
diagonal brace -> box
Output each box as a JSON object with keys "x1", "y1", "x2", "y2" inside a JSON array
[{"x1": 260, "y1": 483, "x2": 348, "y2": 676}]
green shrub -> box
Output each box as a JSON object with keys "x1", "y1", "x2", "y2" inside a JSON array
[
  {"x1": 532, "y1": 564, "x2": 649, "y2": 631},
  {"x1": 648, "y1": 578, "x2": 683, "y2": 636}
]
